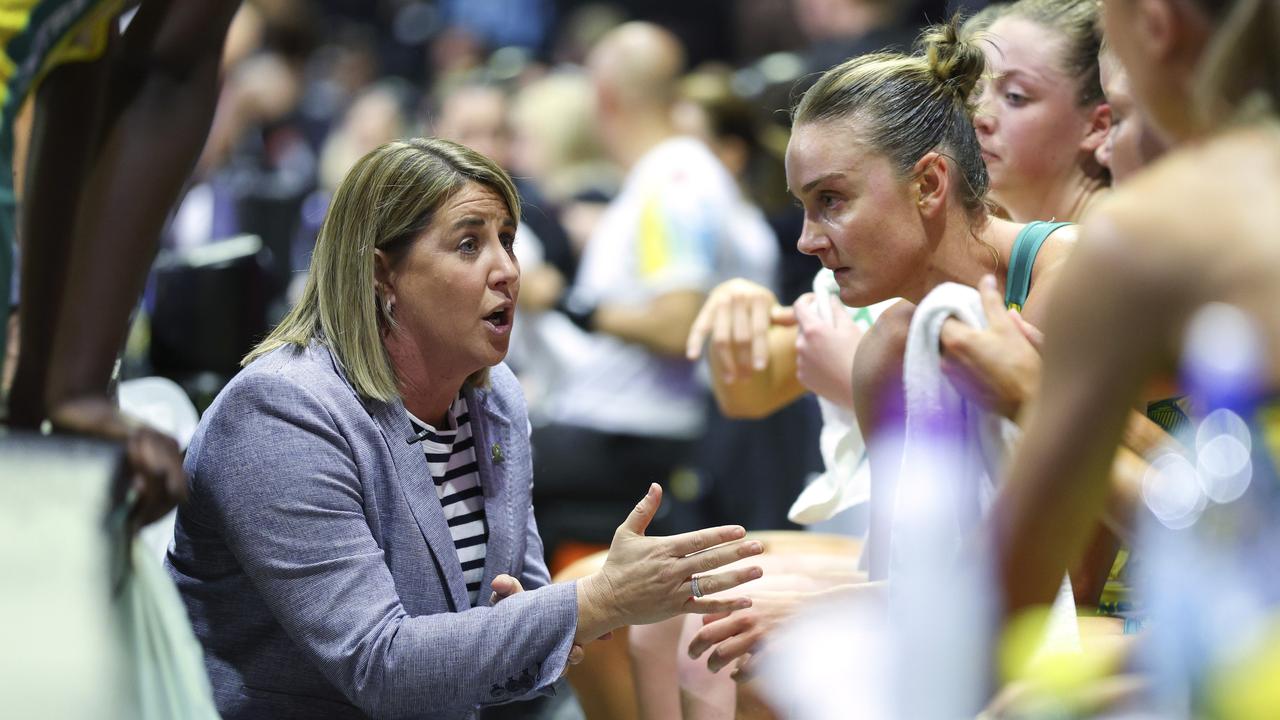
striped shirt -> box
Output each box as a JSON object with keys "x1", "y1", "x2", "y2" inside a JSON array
[{"x1": 408, "y1": 396, "x2": 488, "y2": 607}]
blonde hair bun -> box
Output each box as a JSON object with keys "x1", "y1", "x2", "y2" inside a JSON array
[{"x1": 921, "y1": 17, "x2": 985, "y2": 104}]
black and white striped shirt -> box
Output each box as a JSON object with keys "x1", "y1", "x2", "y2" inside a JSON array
[{"x1": 408, "y1": 396, "x2": 488, "y2": 607}]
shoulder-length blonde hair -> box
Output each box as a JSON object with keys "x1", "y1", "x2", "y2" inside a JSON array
[{"x1": 244, "y1": 137, "x2": 521, "y2": 402}]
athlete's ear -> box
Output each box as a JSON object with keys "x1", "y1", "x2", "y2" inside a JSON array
[{"x1": 912, "y1": 151, "x2": 950, "y2": 218}]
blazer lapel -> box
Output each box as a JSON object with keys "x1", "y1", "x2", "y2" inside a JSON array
[
  {"x1": 466, "y1": 385, "x2": 516, "y2": 606},
  {"x1": 367, "y1": 396, "x2": 470, "y2": 611}
]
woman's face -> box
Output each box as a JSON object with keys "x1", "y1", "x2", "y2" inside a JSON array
[
  {"x1": 1099, "y1": 0, "x2": 1206, "y2": 144},
  {"x1": 382, "y1": 182, "x2": 520, "y2": 379},
  {"x1": 1097, "y1": 52, "x2": 1166, "y2": 183},
  {"x1": 975, "y1": 16, "x2": 1100, "y2": 214},
  {"x1": 786, "y1": 121, "x2": 926, "y2": 306}
]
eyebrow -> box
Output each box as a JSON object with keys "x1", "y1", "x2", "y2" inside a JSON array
[
  {"x1": 450, "y1": 215, "x2": 517, "y2": 230},
  {"x1": 997, "y1": 68, "x2": 1050, "y2": 86},
  {"x1": 798, "y1": 171, "x2": 846, "y2": 194}
]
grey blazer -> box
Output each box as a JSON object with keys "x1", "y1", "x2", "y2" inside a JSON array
[{"x1": 166, "y1": 341, "x2": 577, "y2": 720}]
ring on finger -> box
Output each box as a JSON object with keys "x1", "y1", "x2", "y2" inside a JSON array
[{"x1": 691, "y1": 575, "x2": 704, "y2": 599}]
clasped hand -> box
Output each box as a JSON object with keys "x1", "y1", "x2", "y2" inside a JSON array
[{"x1": 939, "y1": 275, "x2": 1045, "y2": 420}]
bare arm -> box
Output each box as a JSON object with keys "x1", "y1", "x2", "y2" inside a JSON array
[
  {"x1": 595, "y1": 288, "x2": 706, "y2": 358},
  {"x1": 993, "y1": 220, "x2": 1178, "y2": 614}
]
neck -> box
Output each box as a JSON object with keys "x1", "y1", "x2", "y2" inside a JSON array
[
  {"x1": 1000, "y1": 166, "x2": 1109, "y2": 224},
  {"x1": 606, "y1": 109, "x2": 678, "y2": 170},
  {"x1": 382, "y1": 332, "x2": 466, "y2": 427},
  {"x1": 906, "y1": 210, "x2": 1012, "y2": 305}
]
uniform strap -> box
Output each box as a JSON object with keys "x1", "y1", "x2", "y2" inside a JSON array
[{"x1": 1004, "y1": 221, "x2": 1071, "y2": 311}]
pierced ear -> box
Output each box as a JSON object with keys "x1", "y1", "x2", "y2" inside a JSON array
[
  {"x1": 1080, "y1": 103, "x2": 1113, "y2": 153},
  {"x1": 912, "y1": 151, "x2": 950, "y2": 216}
]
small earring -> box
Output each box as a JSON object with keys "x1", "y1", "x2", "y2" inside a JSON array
[{"x1": 384, "y1": 298, "x2": 395, "y2": 318}]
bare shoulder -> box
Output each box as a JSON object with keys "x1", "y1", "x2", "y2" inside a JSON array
[{"x1": 1098, "y1": 129, "x2": 1280, "y2": 265}]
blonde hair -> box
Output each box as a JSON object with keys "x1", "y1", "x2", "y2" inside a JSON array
[
  {"x1": 793, "y1": 18, "x2": 990, "y2": 214},
  {"x1": 244, "y1": 137, "x2": 520, "y2": 402},
  {"x1": 1193, "y1": 0, "x2": 1280, "y2": 127}
]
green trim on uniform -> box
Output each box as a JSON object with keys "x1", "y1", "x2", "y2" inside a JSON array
[{"x1": 1003, "y1": 220, "x2": 1071, "y2": 311}]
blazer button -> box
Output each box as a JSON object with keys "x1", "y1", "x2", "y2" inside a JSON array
[{"x1": 491, "y1": 442, "x2": 504, "y2": 463}]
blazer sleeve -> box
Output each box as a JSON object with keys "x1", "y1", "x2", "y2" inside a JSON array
[{"x1": 192, "y1": 370, "x2": 578, "y2": 718}]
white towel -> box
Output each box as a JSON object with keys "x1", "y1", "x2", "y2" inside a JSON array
[
  {"x1": 787, "y1": 270, "x2": 897, "y2": 524},
  {"x1": 891, "y1": 282, "x2": 1079, "y2": 655}
]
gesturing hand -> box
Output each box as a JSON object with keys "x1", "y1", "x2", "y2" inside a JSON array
[
  {"x1": 576, "y1": 484, "x2": 765, "y2": 642},
  {"x1": 939, "y1": 275, "x2": 1045, "y2": 419},
  {"x1": 686, "y1": 279, "x2": 781, "y2": 383}
]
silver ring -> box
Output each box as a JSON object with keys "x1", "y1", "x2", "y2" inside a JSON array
[{"x1": 691, "y1": 575, "x2": 703, "y2": 599}]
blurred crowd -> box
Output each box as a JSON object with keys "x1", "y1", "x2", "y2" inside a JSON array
[{"x1": 133, "y1": 0, "x2": 982, "y2": 547}]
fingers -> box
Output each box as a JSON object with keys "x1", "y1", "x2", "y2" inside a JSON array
[
  {"x1": 618, "y1": 483, "x2": 662, "y2": 536},
  {"x1": 687, "y1": 566, "x2": 764, "y2": 603},
  {"x1": 792, "y1": 293, "x2": 822, "y2": 333},
  {"x1": 1010, "y1": 310, "x2": 1046, "y2": 351},
  {"x1": 489, "y1": 574, "x2": 525, "y2": 604},
  {"x1": 711, "y1": 299, "x2": 737, "y2": 379},
  {"x1": 978, "y1": 274, "x2": 1011, "y2": 330},
  {"x1": 731, "y1": 296, "x2": 755, "y2": 373},
  {"x1": 938, "y1": 317, "x2": 977, "y2": 357},
  {"x1": 686, "y1": 301, "x2": 716, "y2": 360},
  {"x1": 770, "y1": 305, "x2": 797, "y2": 327},
  {"x1": 667, "y1": 524, "x2": 748, "y2": 557},
  {"x1": 750, "y1": 297, "x2": 771, "y2": 371},
  {"x1": 684, "y1": 540, "x2": 764, "y2": 576},
  {"x1": 707, "y1": 625, "x2": 764, "y2": 673},
  {"x1": 685, "y1": 594, "x2": 754, "y2": 616},
  {"x1": 688, "y1": 612, "x2": 753, "y2": 659},
  {"x1": 729, "y1": 653, "x2": 758, "y2": 682},
  {"x1": 701, "y1": 611, "x2": 731, "y2": 627}
]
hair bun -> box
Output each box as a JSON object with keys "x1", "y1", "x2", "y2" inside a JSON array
[{"x1": 921, "y1": 16, "x2": 986, "y2": 103}]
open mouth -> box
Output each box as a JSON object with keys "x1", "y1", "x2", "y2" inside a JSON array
[{"x1": 483, "y1": 307, "x2": 512, "y2": 330}]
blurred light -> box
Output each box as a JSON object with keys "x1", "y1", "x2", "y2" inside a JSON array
[
  {"x1": 393, "y1": 2, "x2": 440, "y2": 47},
  {"x1": 1197, "y1": 408, "x2": 1252, "y2": 455},
  {"x1": 488, "y1": 46, "x2": 530, "y2": 82},
  {"x1": 1197, "y1": 434, "x2": 1252, "y2": 504},
  {"x1": 1143, "y1": 452, "x2": 1207, "y2": 529},
  {"x1": 758, "y1": 52, "x2": 805, "y2": 85},
  {"x1": 1183, "y1": 303, "x2": 1264, "y2": 407},
  {"x1": 730, "y1": 67, "x2": 766, "y2": 99}
]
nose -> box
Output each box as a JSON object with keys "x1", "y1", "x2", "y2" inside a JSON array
[
  {"x1": 796, "y1": 218, "x2": 828, "y2": 257},
  {"x1": 973, "y1": 88, "x2": 996, "y2": 136},
  {"x1": 490, "y1": 240, "x2": 520, "y2": 290}
]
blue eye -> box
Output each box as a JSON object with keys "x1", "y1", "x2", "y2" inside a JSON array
[
  {"x1": 1005, "y1": 92, "x2": 1029, "y2": 106},
  {"x1": 458, "y1": 238, "x2": 478, "y2": 253}
]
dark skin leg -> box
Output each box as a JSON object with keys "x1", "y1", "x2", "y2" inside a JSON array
[{"x1": 9, "y1": 0, "x2": 241, "y2": 529}]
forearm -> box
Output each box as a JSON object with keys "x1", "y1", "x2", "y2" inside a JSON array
[
  {"x1": 593, "y1": 290, "x2": 705, "y2": 357},
  {"x1": 709, "y1": 326, "x2": 806, "y2": 418}
]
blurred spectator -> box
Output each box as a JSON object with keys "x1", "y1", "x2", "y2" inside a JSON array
[{"x1": 529, "y1": 22, "x2": 764, "y2": 560}]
